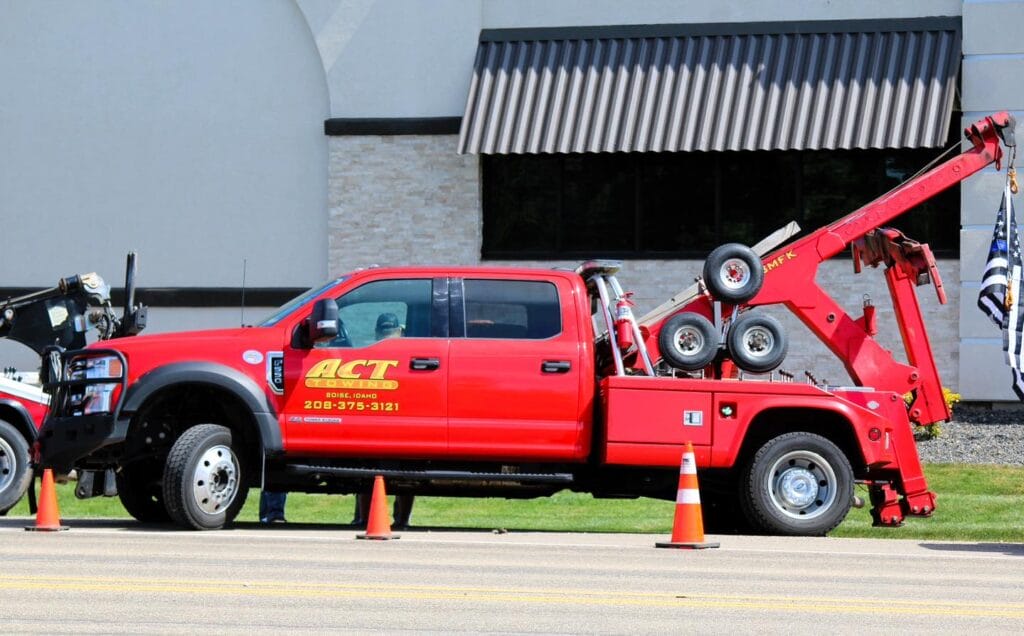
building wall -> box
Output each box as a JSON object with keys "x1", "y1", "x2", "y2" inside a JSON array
[
  {"x1": 0, "y1": 0, "x2": 329, "y2": 289},
  {"x1": 300, "y1": 0, "x2": 964, "y2": 119},
  {"x1": 229, "y1": 0, "x2": 1024, "y2": 404},
  {"x1": 327, "y1": 136, "x2": 480, "y2": 274},
  {"x1": 958, "y1": 0, "x2": 1024, "y2": 400}
]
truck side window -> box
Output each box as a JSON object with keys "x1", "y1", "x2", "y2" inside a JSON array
[
  {"x1": 325, "y1": 279, "x2": 432, "y2": 348},
  {"x1": 463, "y1": 280, "x2": 560, "y2": 339}
]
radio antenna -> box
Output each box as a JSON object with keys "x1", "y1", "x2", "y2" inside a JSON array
[{"x1": 240, "y1": 259, "x2": 247, "y2": 326}]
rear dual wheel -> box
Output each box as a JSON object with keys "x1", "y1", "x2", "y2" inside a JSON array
[{"x1": 740, "y1": 432, "x2": 853, "y2": 536}]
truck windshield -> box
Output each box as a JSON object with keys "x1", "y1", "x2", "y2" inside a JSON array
[{"x1": 257, "y1": 276, "x2": 348, "y2": 327}]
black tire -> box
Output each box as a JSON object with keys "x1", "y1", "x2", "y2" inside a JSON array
[
  {"x1": 739, "y1": 432, "x2": 853, "y2": 536},
  {"x1": 0, "y1": 419, "x2": 32, "y2": 515},
  {"x1": 658, "y1": 312, "x2": 719, "y2": 371},
  {"x1": 703, "y1": 243, "x2": 764, "y2": 303},
  {"x1": 117, "y1": 461, "x2": 172, "y2": 523},
  {"x1": 163, "y1": 424, "x2": 248, "y2": 530},
  {"x1": 726, "y1": 312, "x2": 788, "y2": 373}
]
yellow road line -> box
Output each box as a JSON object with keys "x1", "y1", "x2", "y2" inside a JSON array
[{"x1": 0, "y1": 575, "x2": 1021, "y2": 618}]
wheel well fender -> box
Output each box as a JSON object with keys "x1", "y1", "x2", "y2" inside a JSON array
[
  {"x1": 119, "y1": 362, "x2": 281, "y2": 453},
  {"x1": 0, "y1": 400, "x2": 39, "y2": 442},
  {"x1": 734, "y1": 407, "x2": 865, "y2": 476}
]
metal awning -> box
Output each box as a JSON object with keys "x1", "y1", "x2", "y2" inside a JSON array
[{"x1": 457, "y1": 18, "x2": 961, "y2": 154}]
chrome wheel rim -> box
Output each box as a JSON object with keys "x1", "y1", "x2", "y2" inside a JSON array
[
  {"x1": 719, "y1": 258, "x2": 751, "y2": 290},
  {"x1": 191, "y1": 444, "x2": 238, "y2": 515},
  {"x1": 673, "y1": 325, "x2": 705, "y2": 358},
  {"x1": 0, "y1": 436, "x2": 16, "y2": 493},
  {"x1": 766, "y1": 450, "x2": 837, "y2": 520},
  {"x1": 741, "y1": 325, "x2": 775, "y2": 359}
]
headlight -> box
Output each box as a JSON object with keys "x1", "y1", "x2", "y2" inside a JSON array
[{"x1": 68, "y1": 355, "x2": 124, "y2": 415}]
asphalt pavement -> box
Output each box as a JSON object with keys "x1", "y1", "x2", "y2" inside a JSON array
[{"x1": 1, "y1": 518, "x2": 1022, "y2": 633}]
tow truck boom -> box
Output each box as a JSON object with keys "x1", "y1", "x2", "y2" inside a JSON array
[
  {"x1": 751, "y1": 112, "x2": 1014, "y2": 425},
  {"x1": 646, "y1": 112, "x2": 1015, "y2": 427}
]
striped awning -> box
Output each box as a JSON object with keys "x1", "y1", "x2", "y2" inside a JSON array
[{"x1": 457, "y1": 18, "x2": 961, "y2": 154}]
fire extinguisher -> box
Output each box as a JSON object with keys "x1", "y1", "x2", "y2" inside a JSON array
[{"x1": 614, "y1": 293, "x2": 635, "y2": 351}]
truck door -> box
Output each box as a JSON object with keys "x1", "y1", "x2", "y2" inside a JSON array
[
  {"x1": 447, "y1": 277, "x2": 586, "y2": 460},
  {"x1": 282, "y1": 277, "x2": 449, "y2": 457}
]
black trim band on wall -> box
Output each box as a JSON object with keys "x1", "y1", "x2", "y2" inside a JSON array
[
  {"x1": 0, "y1": 287, "x2": 307, "y2": 308},
  {"x1": 324, "y1": 117, "x2": 462, "y2": 136},
  {"x1": 479, "y1": 16, "x2": 961, "y2": 42}
]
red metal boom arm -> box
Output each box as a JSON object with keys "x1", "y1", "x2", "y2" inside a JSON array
[{"x1": 750, "y1": 112, "x2": 1015, "y2": 424}]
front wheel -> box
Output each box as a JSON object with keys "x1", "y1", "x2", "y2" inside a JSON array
[
  {"x1": 117, "y1": 461, "x2": 172, "y2": 523},
  {"x1": 163, "y1": 424, "x2": 248, "y2": 530},
  {"x1": 0, "y1": 420, "x2": 32, "y2": 515},
  {"x1": 740, "y1": 432, "x2": 853, "y2": 536}
]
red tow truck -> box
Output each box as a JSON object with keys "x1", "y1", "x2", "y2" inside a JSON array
[
  {"x1": 0, "y1": 261, "x2": 142, "y2": 514},
  {"x1": 38, "y1": 113, "x2": 1015, "y2": 534}
]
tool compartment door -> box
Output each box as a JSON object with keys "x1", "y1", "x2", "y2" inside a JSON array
[{"x1": 601, "y1": 376, "x2": 712, "y2": 466}]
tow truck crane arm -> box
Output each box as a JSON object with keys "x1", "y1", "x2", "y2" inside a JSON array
[
  {"x1": 748, "y1": 112, "x2": 1015, "y2": 425},
  {"x1": 642, "y1": 113, "x2": 1014, "y2": 427}
]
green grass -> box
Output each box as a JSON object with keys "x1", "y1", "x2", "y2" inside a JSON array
[
  {"x1": 8, "y1": 464, "x2": 1023, "y2": 541},
  {"x1": 832, "y1": 464, "x2": 1024, "y2": 542}
]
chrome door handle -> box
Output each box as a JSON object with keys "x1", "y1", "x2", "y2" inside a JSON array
[
  {"x1": 410, "y1": 357, "x2": 440, "y2": 371},
  {"x1": 542, "y1": 360, "x2": 571, "y2": 373}
]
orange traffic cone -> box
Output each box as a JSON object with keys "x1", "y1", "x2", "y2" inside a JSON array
[
  {"x1": 356, "y1": 475, "x2": 399, "y2": 540},
  {"x1": 25, "y1": 469, "x2": 68, "y2": 532},
  {"x1": 656, "y1": 442, "x2": 718, "y2": 549}
]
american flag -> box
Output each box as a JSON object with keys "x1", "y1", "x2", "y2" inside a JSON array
[{"x1": 977, "y1": 183, "x2": 1024, "y2": 399}]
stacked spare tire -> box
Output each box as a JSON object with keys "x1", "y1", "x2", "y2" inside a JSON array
[{"x1": 658, "y1": 243, "x2": 788, "y2": 374}]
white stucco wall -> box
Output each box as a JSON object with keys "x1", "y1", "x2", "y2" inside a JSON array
[
  {"x1": 300, "y1": 0, "x2": 963, "y2": 118},
  {"x1": 0, "y1": 0, "x2": 330, "y2": 288}
]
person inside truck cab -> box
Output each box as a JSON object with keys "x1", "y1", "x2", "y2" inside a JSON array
[
  {"x1": 351, "y1": 312, "x2": 415, "y2": 528},
  {"x1": 373, "y1": 312, "x2": 403, "y2": 339}
]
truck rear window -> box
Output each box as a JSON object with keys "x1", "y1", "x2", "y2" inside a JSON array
[{"x1": 463, "y1": 280, "x2": 561, "y2": 339}]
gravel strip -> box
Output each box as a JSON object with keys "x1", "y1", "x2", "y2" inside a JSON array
[{"x1": 915, "y1": 405, "x2": 1024, "y2": 465}]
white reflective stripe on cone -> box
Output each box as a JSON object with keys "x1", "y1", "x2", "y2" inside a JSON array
[
  {"x1": 680, "y1": 454, "x2": 697, "y2": 475},
  {"x1": 676, "y1": 489, "x2": 702, "y2": 505}
]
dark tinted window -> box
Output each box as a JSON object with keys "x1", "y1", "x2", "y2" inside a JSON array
[
  {"x1": 463, "y1": 280, "x2": 561, "y2": 339},
  {"x1": 482, "y1": 142, "x2": 960, "y2": 258}
]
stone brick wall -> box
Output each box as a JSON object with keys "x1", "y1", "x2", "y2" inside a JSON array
[
  {"x1": 327, "y1": 134, "x2": 961, "y2": 391},
  {"x1": 327, "y1": 135, "x2": 480, "y2": 274}
]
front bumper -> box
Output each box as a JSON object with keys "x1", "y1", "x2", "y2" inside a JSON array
[
  {"x1": 38, "y1": 348, "x2": 129, "y2": 472},
  {"x1": 37, "y1": 414, "x2": 128, "y2": 473}
]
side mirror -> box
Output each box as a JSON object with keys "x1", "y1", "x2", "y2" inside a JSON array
[{"x1": 307, "y1": 299, "x2": 339, "y2": 345}]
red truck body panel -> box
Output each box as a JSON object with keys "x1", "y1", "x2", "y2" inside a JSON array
[{"x1": 600, "y1": 375, "x2": 906, "y2": 469}]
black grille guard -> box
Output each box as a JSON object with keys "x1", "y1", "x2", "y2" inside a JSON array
[{"x1": 43, "y1": 348, "x2": 129, "y2": 419}]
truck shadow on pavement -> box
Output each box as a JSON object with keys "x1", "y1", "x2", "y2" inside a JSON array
[{"x1": 919, "y1": 542, "x2": 1024, "y2": 557}]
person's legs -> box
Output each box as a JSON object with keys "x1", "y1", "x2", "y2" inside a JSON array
[
  {"x1": 393, "y1": 494, "x2": 414, "y2": 529},
  {"x1": 260, "y1": 491, "x2": 287, "y2": 523},
  {"x1": 352, "y1": 492, "x2": 372, "y2": 526}
]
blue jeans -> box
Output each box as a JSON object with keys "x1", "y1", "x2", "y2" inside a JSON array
[{"x1": 259, "y1": 491, "x2": 287, "y2": 522}]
